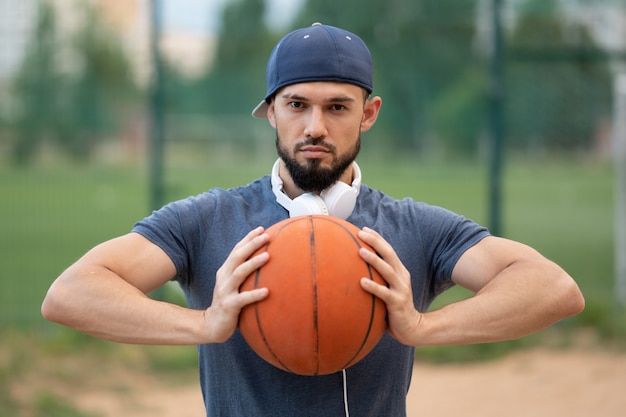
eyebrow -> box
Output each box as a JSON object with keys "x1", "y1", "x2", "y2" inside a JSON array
[{"x1": 279, "y1": 93, "x2": 356, "y2": 103}]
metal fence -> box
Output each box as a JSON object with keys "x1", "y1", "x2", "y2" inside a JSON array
[
  {"x1": 1, "y1": 1, "x2": 624, "y2": 161},
  {"x1": 1, "y1": 0, "x2": 625, "y2": 327}
]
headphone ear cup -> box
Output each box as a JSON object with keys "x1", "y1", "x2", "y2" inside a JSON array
[
  {"x1": 320, "y1": 182, "x2": 357, "y2": 220},
  {"x1": 289, "y1": 193, "x2": 328, "y2": 217}
]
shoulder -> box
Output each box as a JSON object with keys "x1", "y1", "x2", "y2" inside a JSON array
[
  {"x1": 157, "y1": 176, "x2": 272, "y2": 216},
  {"x1": 355, "y1": 182, "x2": 489, "y2": 257},
  {"x1": 134, "y1": 175, "x2": 282, "y2": 236},
  {"x1": 355, "y1": 184, "x2": 473, "y2": 226}
]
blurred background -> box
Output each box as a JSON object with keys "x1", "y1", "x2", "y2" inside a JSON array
[{"x1": 1, "y1": 0, "x2": 625, "y2": 415}]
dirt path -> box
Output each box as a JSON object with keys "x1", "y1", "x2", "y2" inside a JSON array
[
  {"x1": 407, "y1": 348, "x2": 626, "y2": 417},
  {"x1": 13, "y1": 347, "x2": 626, "y2": 416}
]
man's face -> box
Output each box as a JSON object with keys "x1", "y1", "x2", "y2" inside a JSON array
[
  {"x1": 275, "y1": 133, "x2": 361, "y2": 193},
  {"x1": 268, "y1": 82, "x2": 368, "y2": 193}
]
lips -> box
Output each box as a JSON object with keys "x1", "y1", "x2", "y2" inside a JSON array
[
  {"x1": 298, "y1": 145, "x2": 331, "y2": 158},
  {"x1": 300, "y1": 145, "x2": 330, "y2": 153}
]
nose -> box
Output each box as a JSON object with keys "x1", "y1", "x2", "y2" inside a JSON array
[{"x1": 303, "y1": 107, "x2": 328, "y2": 139}]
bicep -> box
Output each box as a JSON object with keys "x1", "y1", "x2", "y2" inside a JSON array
[
  {"x1": 77, "y1": 232, "x2": 177, "y2": 294},
  {"x1": 451, "y1": 235, "x2": 544, "y2": 293}
]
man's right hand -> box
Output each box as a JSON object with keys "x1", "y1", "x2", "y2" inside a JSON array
[{"x1": 204, "y1": 226, "x2": 270, "y2": 343}]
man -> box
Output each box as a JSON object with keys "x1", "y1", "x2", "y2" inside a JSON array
[{"x1": 42, "y1": 23, "x2": 584, "y2": 416}]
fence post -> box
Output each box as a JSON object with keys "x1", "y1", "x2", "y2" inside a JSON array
[
  {"x1": 148, "y1": 0, "x2": 166, "y2": 301},
  {"x1": 488, "y1": 0, "x2": 505, "y2": 237},
  {"x1": 149, "y1": 0, "x2": 165, "y2": 213},
  {"x1": 614, "y1": 73, "x2": 626, "y2": 308}
]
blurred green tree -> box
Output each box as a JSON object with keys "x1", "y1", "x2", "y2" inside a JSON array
[
  {"x1": 162, "y1": 0, "x2": 613, "y2": 156},
  {"x1": 10, "y1": 0, "x2": 60, "y2": 164},
  {"x1": 63, "y1": 1, "x2": 137, "y2": 160},
  {"x1": 204, "y1": 0, "x2": 271, "y2": 115},
  {"x1": 293, "y1": 0, "x2": 479, "y2": 152},
  {"x1": 505, "y1": 0, "x2": 612, "y2": 152},
  {"x1": 430, "y1": 69, "x2": 487, "y2": 156},
  {"x1": 10, "y1": 0, "x2": 136, "y2": 164}
]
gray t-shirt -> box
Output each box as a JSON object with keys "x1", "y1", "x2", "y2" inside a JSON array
[{"x1": 133, "y1": 175, "x2": 489, "y2": 417}]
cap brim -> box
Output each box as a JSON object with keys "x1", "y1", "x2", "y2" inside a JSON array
[{"x1": 252, "y1": 100, "x2": 269, "y2": 119}]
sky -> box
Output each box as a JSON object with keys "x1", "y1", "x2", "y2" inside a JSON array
[{"x1": 162, "y1": 0, "x2": 305, "y2": 34}]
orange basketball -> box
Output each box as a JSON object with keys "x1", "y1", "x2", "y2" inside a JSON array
[{"x1": 239, "y1": 215, "x2": 387, "y2": 376}]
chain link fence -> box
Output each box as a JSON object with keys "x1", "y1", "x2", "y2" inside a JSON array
[{"x1": 1, "y1": 0, "x2": 624, "y2": 327}]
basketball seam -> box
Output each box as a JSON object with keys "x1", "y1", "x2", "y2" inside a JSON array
[
  {"x1": 308, "y1": 216, "x2": 321, "y2": 375},
  {"x1": 315, "y1": 217, "x2": 380, "y2": 371},
  {"x1": 253, "y1": 232, "x2": 295, "y2": 374}
]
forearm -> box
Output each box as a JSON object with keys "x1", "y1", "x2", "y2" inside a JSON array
[
  {"x1": 41, "y1": 265, "x2": 209, "y2": 345},
  {"x1": 412, "y1": 260, "x2": 584, "y2": 347}
]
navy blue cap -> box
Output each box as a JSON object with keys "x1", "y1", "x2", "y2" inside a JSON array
[{"x1": 252, "y1": 23, "x2": 373, "y2": 118}]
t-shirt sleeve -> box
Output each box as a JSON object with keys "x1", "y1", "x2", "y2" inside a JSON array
[
  {"x1": 421, "y1": 203, "x2": 489, "y2": 283},
  {"x1": 393, "y1": 200, "x2": 489, "y2": 303},
  {"x1": 132, "y1": 195, "x2": 213, "y2": 280}
]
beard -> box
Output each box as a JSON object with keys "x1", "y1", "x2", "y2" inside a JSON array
[{"x1": 276, "y1": 134, "x2": 361, "y2": 193}]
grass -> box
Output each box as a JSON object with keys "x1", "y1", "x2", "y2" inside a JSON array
[
  {"x1": 0, "y1": 148, "x2": 621, "y2": 344},
  {"x1": 0, "y1": 148, "x2": 622, "y2": 414},
  {"x1": 0, "y1": 329, "x2": 199, "y2": 416},
  {"x1": 0, "y1": 164, "x2": 148, "y2": 325}
]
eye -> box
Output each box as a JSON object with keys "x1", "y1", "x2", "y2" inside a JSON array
[
  {"x1": 330, "y1": 104, "x2": 346, "y2": 111},
  {"x1": 289, "y1": 101, "x2": 304, "y2": 109}
]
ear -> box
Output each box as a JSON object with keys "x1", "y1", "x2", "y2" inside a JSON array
[
  {"x1": 267, "y1": 101, "x2": 277, "y2": 128},
  {"x1": 360, "y1": 96, "x2": 382, "y2": 133}
]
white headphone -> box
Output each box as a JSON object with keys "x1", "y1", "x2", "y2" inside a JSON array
[{"x1": 271, "y1": 159, "x2": 361, "y2": 219}]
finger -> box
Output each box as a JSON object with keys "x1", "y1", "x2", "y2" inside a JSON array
[
  {"x1": 232, "y1": 251, "x2": 270, "y2": 288},
  {"x1": 233, "y1": 227, "x2": 268, "y2": 257},
  {"x1": 237, "y1": 287, "x2": 269, "y2": 307},
  {"x1": 358, "y1": 227, "x2": 395, "y2": 260},
  {"x1": 359, "y1": 227, "x2": 406, "y2": 267},
  {"x1": 358, "y1": 230, "x2": 408, "y2": 289},
  {"x1": 223, "y1": 227, "x2": 269, "y2": 270},
  {"x1": 360, "y1": 276, "x2": 392, "y2": 302},
  {"x1": 359, "y1": 246, "x2": 393, "y2": 277}
]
